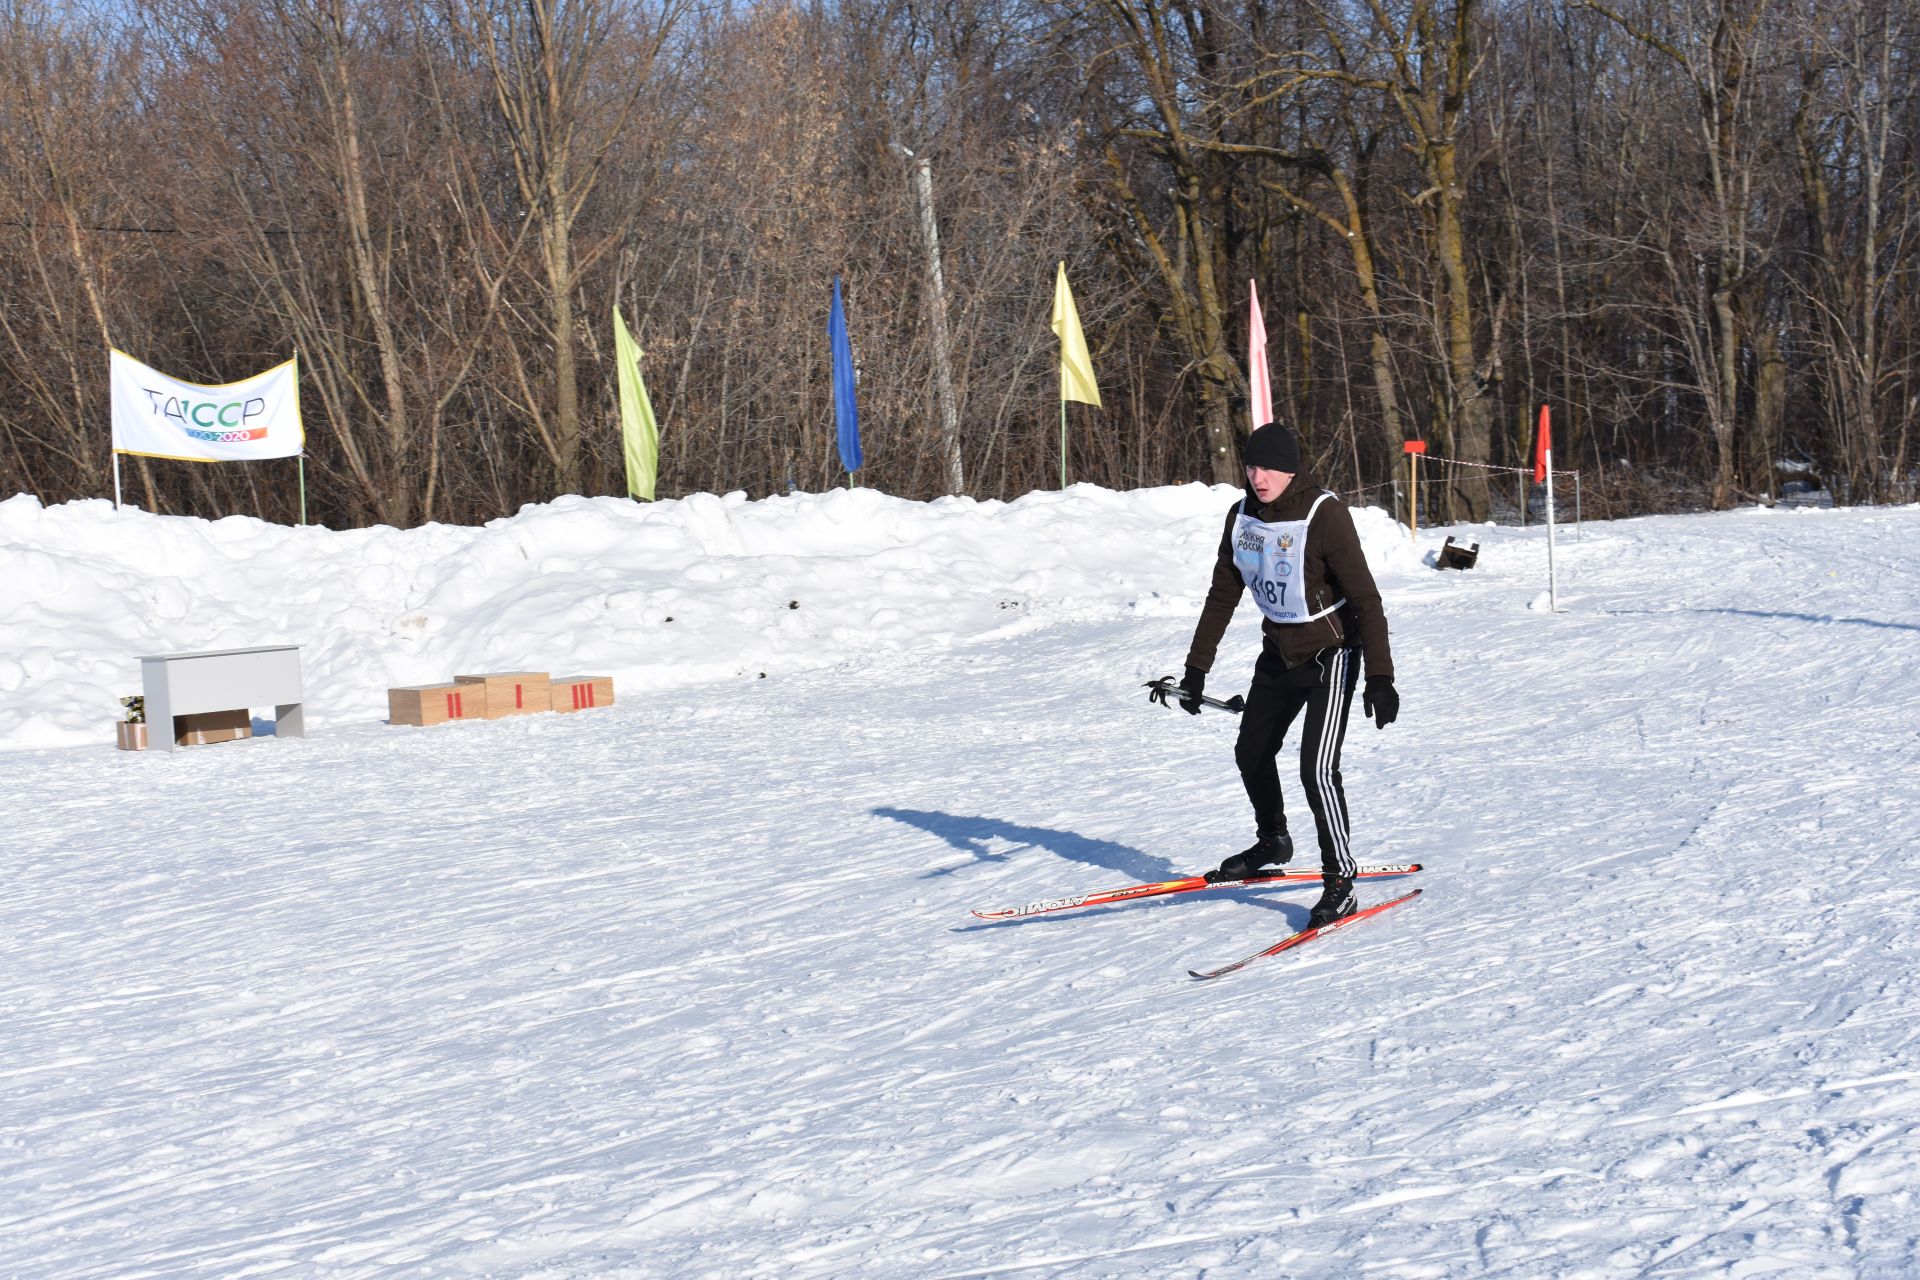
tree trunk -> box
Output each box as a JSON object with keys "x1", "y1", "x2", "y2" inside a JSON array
[
  {"x1": 547, "y1": 219, "x2": 581, "y2": 492},
  {"x1": 321, "y1": 2, "x2": 414, "y2": 525}
]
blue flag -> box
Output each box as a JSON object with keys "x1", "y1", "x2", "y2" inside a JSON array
[{"x1": 829, "y1": 276, "x2": 863, "y2": 475}]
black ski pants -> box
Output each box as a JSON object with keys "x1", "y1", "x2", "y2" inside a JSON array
[{"x1": 1233, "y1": 643, "x2": 1361, "y2": 877}]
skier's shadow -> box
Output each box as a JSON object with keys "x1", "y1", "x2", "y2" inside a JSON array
[
  {"x1": 1610, "y1": 606, "x2": 1920, "y2": 634},
  {"x1": 872, "y1": 806, "x2": 1174, "y2": 883}
]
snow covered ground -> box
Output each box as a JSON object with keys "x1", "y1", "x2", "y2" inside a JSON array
[{"x1": 3, "y1": 487, "x2": 1918, "y2": 1278}]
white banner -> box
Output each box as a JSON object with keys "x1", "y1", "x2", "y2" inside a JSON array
[{"x1": 110, "y1": 349, "x2": 304, "y2": 463}]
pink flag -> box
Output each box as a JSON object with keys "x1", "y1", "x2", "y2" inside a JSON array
[{"x1": 1248, "y1": 280, "x2": 1273, "y2": 431}]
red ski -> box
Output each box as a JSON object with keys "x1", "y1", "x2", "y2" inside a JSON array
[
  {"x1": 1188, "y1": 887, "x2": 1424, "y2": 980},
  {"x1": 969, "y1": 863, "x2": 1422, "y2": 921}
]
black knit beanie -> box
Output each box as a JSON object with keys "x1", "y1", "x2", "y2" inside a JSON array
[{"x1": 1242, "y1": 422, "x2": 1301, "y2": 472}]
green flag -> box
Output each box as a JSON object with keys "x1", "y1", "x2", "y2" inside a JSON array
[{"x1": 614, "y1": 305, "x2": 661, "y2": 500}]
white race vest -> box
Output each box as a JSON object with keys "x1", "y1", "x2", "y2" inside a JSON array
[{"x1": 1232, "y1": 492, "x2": 1346, "y2": 625}]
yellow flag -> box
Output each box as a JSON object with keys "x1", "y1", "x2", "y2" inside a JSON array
[
  {"x1": 1050, "y1": 262, "x2": 1101, "y2": 407},
  {"x1": 614, "y1": 305, "x2": 661, "y2": 501}
]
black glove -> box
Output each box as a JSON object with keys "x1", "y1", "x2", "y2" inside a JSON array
[
  {"x1": 1175, "y1": 667, "x2": 1205, "y2": 717},
  {"x1": 1362, "y1": 676, "x2": 1398, "y2": 729},
  {"x1": 1178, "y1": 666, "x2": 1206, "y2": 715}
]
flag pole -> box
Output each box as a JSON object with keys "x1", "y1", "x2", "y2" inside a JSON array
[
  {"x1": 108, "y1": 340, "x2": 121, "y2": 511},
  {"x1": 1544, "y1": 446, "x2": 1559, "y2": 612},
  {"x1": 1059, "y1": 397, "x2": 1067, "y2": 489},
  {"x1": 1403, "y1": 440, "x2": 1427, "y2": 540},
  {"x1": 1410, "y1": 450, "x2": 1418, "y2": 539},
  {"x1": 1534, "y1": 403, "x2": 1560, "y2": 611},
  {"x1": 297, "y1": 455, "x2": 308, "y2": 525}
]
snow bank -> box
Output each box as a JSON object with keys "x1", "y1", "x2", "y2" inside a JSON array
[{"x1": 0, "y1": 486, "x2": 1415, "y2": 751}]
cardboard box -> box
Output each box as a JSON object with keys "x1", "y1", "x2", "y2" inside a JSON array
[
  {"x1": 549, "y1": 676, "x2": 614, "y2": 713},
  {"x1": 388, "y1": 682, "x2": 487, "y2": 727},
  {"x1": 174, "y1": 708, "x2": 252, "y2": 747},
  {"x1": 116, "y1": 721, "x2": 149, "y2": 751},
  {"x1": 454, "y1": 671, "x2": 551, "y2": 718}
]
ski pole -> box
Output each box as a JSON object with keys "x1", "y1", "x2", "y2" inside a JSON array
[{"x1": 1143, "y1": 676, "x2": 1245, "y2": 715}]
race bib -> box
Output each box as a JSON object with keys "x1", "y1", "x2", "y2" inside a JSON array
[{"x1": 1232, "y1": 492, "x2": 1345, "y2": 625}]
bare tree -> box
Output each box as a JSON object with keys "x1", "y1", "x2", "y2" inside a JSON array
[
  {"x1": 1293, "y1": 0, "x2": 1500, "y2": 517},
  {"x1": 1582, "y1": 0, "x2": 1784, "y2": 508},
  {"x1": 1069, "y1": 0, "x2": 1269, "y2": 483},
  {"x1": 0, "y1": 2, "x2": 157, "y2": 506},
  {"x1": 445, "y1": 0, "x2": 684, "y2": 496},
  {"x1": 1790, "y1": 0, "x2": 1915, "y2": 501}
]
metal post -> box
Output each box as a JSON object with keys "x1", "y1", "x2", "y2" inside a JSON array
[
  {"x1": 113, "y1": 452, "x2": 124, "y2": 511},
  {"x1": 298, "y1": 455, "x2": 308, "y2": 525},
  {"x1": 1544, "y1": 449, "x2": 1560, "y2": 611},
  {"x1": 894, "y1": 145, "x2": 963, "y2": 495},
  {"x1": 1059, "y1": 399, "x2": 1068, "y2": 489}
]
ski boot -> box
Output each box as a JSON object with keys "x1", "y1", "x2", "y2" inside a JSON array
[
  {"x1": 1305, "y1": 874, "x2": 1356, "y2": 929},
  {"x1": 1205, "y1": 832, "x2": 1294, "y2": 883}
]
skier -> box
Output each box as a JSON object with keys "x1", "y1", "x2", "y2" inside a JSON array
[{"x1": 1172, "y1": 421, "x2": 1397, "y2": 928}]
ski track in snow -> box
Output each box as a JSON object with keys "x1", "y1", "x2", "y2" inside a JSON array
[{"x1": 3, "y1": 496, "x2": 1919, "y2": 1278}]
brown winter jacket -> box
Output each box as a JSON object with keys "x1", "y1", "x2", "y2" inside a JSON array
[{"x1": 1183, "y1": 470, "x2": 1394, "y2": 680}]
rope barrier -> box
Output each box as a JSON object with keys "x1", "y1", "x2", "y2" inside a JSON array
[
  {"x1": 1408, "y1": 452, "x2": 1582, "y2": 479},
  {"x1": 1338, "y1": 460, "x2": 1580, "y2": 498},
  {"x1": 1330, "y1": 450, "x2": 1584, "y2": 541}
]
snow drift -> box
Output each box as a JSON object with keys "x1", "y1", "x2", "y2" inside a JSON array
[{"x1": 0, "y1": 486, "x2": 1414, "y2": 751}]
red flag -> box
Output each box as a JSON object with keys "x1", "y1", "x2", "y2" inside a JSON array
[
  {"x1": 1248, "y1": 280, "x2": 1273, "y2": 432},
  {"x1": 1533, "y1": 404, "x2": 1552, "y2": 484}
]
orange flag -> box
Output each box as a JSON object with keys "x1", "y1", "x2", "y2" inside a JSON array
[{"x1": 1534, "y1": 404, "x2": 1553, "y2": 484}]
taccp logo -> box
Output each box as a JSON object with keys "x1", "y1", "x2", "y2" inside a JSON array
[{"x1": 141, "y1": 387, "x2": 270, "y2": 442}]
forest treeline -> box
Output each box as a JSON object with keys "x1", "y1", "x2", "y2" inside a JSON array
[{"x1": 2, "y1": 0, "x2": 1915, "y2": 528}]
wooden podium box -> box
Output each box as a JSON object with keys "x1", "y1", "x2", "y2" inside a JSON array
[
  {"x1": 453, "y1": 671, "x2": 551, "y2": 718},
  {"x1": 550, "y1": 676, "x2": 614, "y2": 713},
  {"x1": 389, "y1": 683, "x2": 487, "y2": 727}
]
